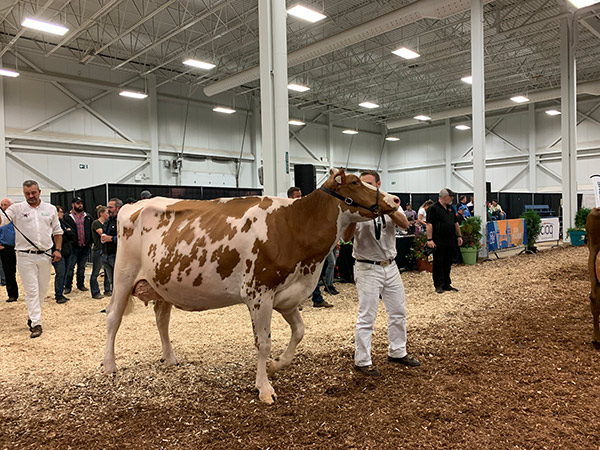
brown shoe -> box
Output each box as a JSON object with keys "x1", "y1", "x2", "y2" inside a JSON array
[
  {"x1": 354, "y1": 365, "x2": 381, "y2": 376},
  {"x1": 313, "y1": 300, "x2": 334, "y2": 308},
  {"x1": 30, "y1": 325, "x2": 42, "y2": 338}
]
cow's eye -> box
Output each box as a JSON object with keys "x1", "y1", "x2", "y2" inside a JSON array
[{"x1": 352, "y1": 180, "x2": 359, "y2": 185}]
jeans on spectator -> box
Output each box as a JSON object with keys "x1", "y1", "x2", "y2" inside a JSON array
[
  {"x1": 324, "y1": 250, "x2": 336, "y2": 287},
  {"x1": 90, "y1": 249, "x2": 103, "y2": 296},
  {"x1": 65, "y1": 246, "x2": 90, "y2": 290},
  {"x1": 102, "y1": 253, "x2": 116, "y2": 293},
  {"x1": 312, "y1": 284, "x2": 324, "y2": 305},
  {"x1": 0, "y1": 257, "x2": 5, "y2": 285},
  {"x1": 53, "y1": 258, "x2": 67, "y2": 299}
]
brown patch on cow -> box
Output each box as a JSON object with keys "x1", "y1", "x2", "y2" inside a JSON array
[
  {"x1": 210, "y1": 245, "x2": 241, "y2": 280},
  {"x1": 254, "y1": 303, "x2": 260, "y2": 309},
  {"x1": 258, "y1": 197, "x2": 273, "y2": 210},
  {"x1": 141, "y1": 226, "x2": 152, "y2": 235},
  {"x1": 193, "y1": 273, "x2": 203, "y2": 286},
  {"x1": 130, "y1": 209, "x2": 141, "y2": 224},
  {"x1": 148, "y1": 243, "x2": 157, "y2": 259},
  {"x1": 122, "y1": 227, "x2": 134, "y2": 239},
  {"x1": 245, "y1": 259, "x2": 252, "y2": 274},
  {"x1": 241, "y1": 218, "x2": 252, "y2": 233}
]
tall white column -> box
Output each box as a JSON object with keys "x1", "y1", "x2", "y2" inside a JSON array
[
  {"x1": 259, "y1": 0, "x2": 290, "y2": 196},
  {"x1": 0, "y1": 68, "x2": 6, "y2": 198},
  {"x1": 444, "y1": 118, "x2": 452, "y2": 187},
  {"x1": 147, "y1": 75, "x2": 160, "y2": 183},
  {"x1": 326, "y1": 112, "x2": 334, "y2": 172},
  {"x1": 471, "y1": 0, "x2": 487, "y2": 251},
  {"x1": 251, "y1": 94, "x2": 262, "y2": 189},
  {"x1": 528, "y1": 103, "x2": 536, "y2": 192},
  {"x1": 560, "y1": 16, "x2": 577, "y2": 236}
]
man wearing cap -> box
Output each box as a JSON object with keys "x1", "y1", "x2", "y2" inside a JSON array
[
  {"x1": 140, "y1": 190, "x2": 152, "y2": 200},
  {"x1": 63, "y1": 196, "x2": 93, "y2": 294},
  {"x1": 426, "y1": 188, "x2": 463, "y2": 294},
  {"x1": 0, "y1": 180, "x2": 63, "y2": 338}
]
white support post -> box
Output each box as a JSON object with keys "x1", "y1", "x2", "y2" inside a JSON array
[
  {"x1": 251, "y1": 94, "x2": 261, "y2": 189},
  {"x1": 327, "y1": 112, "x2": 334, "y2": 172},
  {"x1": 444, "y1": 118, "x2": 452, "y2": 188},
  {"x1": 528, "y1": 103, "x2": 536, "y2": 192},
  {"x1": 560, "y1": 16, "x2": 578, "y2": 238},
  {"x1": 258, "y1": 0, "x2": 290, "y2": 196},
  {"x1": 147, "y1": 75, "x2": 160, "y2": 183},
  {"x1": 471, "y1": 0, "x2": 487, "y2": 254},
  {"x1": 379, "y1": 125, "x2": 389, "y2": 189},
  {"x1": 0, "y1": 65, "x2": 6, "y2": 198}
]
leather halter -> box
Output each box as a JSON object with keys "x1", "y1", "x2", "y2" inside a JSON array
[{"x1": 319, "y1": 186, "x2": 380, "y2": 214}]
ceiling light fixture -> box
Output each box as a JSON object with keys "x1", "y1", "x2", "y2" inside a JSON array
[
  {"x1": 359, "y1": 101, "x2": 379, "y2": 109},
  {"x1": 0, "y1": 69, "x2": 19, "y2": 77},
  {"x1": 455, "y1": 124, "x2": 471, "y2": 130},
  {"x1": 568, "y1": 0, "x2": 600, "y2": 8},
  {"x1": 119, "y1": 90, "x2": 148, "y2": 99},
  {"x1": 289, "y1": 119, "x2": 305, "y2": 126},
  {"x1": 286, "y1": 5, "x2": 326, "y2": 22},
  {"x1": 510, "y1": 95, "x2": 530, "y2": 103},
  {"x1": 414, "y1": 115, "x2": 431, "y2": 121},
  {"x1": 342, "y1": 129, "x2": 358, "y2": 135},
  {"x1": 385, "y1": 136, "x2": 400, "y2": 141},
  {"x1": 288, "y1": 83, "x2": 310, "y2": 92},
  {"x1": 21, "y1": 18, "x2": 68, "y2": 36},
  {"x1": 461, "y1": 76, "x2": 473, "y2": 84},
  {"x1": 392, "y1": 47, "x2": 420, "y2": 59},
  {"x1": 213, "y1": 106, "x2": 236, "y2": 114},
  {"x1": 545, "y1": 109, "x2": 561, "y2": 116},
  {"x1": 183, "y1": 59, "x2": 216, "y2": 70}
]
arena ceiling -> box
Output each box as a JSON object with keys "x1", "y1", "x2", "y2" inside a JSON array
[{"x1": 1, "y1": 0, "x2": 600, "y2": 128}]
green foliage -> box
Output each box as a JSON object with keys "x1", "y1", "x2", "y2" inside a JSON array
[
  {"x1": 520, "y1": 209, "x2": 541, "y2": 250},
  {"x1": 574, "y1": 207, "x2": 592, "y2": 230},
  {"x1": 408, "y1": 233, "x2": 432, "y2": 262},
  {"x1": 460, "y1": 215, "x2": 483, "y2": 249}
]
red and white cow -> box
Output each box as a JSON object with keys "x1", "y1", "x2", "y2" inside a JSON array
[
  {"x1": 586, "y1": 208, "x2": 600, "y2": 349},
  {"x1": 103, "y1": 168, "x2": 400, "y2": 403}
]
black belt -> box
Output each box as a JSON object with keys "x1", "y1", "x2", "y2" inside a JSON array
[
  {"x1": 18, "y1": 249, "x2": 50, "y2": 254},
  {"x1": 356, "y1": 258, "x2": 394, "y2": 267}
]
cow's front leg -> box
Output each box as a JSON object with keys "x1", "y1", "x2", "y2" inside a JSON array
[
  {"x1": 247, "y1": 300, "x2": 276, "y2": 404},
  {"x1": 591, "y1": 293, "x2": 600, "y2": 349},
  {"x1": 268, "y1": 306, "x2": 305, "y2": 377},
  {"x1": 154, "y1": 300, "x2": 178, "y2": 366}
]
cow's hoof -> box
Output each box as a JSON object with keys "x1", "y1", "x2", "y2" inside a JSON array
[
  {"x1": 103, "y1": 362, "x2": 117, "y2": 374},
  {"x1": 259, "y1": 392, "x2": 277, "y2": 405},
  {"x1": 160, "y1": 357, "x2": 178, "y2": 367},
  {"x1": 593, "y1": 340, "x2": 600, "y2": 350}
]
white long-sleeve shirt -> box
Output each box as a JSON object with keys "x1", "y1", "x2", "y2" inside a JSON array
[{"x1": 0, "y1": 201, "x2": 62, "y2": 251}]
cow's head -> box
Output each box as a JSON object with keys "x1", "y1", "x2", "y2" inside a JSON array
[{"x1": 320, "y1": 168, "x2": 399, "y2": 219}]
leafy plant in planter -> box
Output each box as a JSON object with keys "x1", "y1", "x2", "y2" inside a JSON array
[
  {"x1": 567, "y1": 207, "x2": 591, "y2": 246},
  {"x1": 460, "y1": 215, "x2": 483, "y2": 249},
  {"x1": 520, "y1": 209, "x2": 541, "y2": 252},
  {"x1": 408, "y1": 233, "x2": 433, "y2": 271}
]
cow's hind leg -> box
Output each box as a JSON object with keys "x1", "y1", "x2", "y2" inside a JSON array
[
  {"x1": 268, "y1": 306, "x2": 305, "y2": 377},
  {"x1": 247, "y1": 300, "x2": 276, "y2": 404},
  {"x1": 103, "y1": 288, "x2": 133, "y2": 374},
  {"x1": 154, "y1": 300, "x2": 178, "y2": 366}
]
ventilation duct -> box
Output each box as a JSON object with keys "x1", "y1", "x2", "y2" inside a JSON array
[
  {"x1": 385, "y1": 80, "x2": 600, "y2": 130},
  {"x1": 204, "y1": 0, "x2": 494, "y2": 97}
]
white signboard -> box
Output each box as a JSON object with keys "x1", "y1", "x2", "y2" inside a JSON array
[
  {"x1": 536, "y1": 217, "x2": 560, "y2": 243},
  {"x1": 591, "y1": 174, "x2": 600, "y2": 207}
]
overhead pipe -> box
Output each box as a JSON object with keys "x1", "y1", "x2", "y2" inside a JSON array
[
  {"x1": 386, "y1": 80, "x2": 600, "y2": 130},
  {"x1": 204, "y1": 0, "x2": 493, "y2": 97}
]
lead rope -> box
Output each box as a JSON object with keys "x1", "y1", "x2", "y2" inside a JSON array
[{"x1": 372, "y1": 137, "x2": 388, "y2": 239}]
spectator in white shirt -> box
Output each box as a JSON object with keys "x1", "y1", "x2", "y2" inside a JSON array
[{"x1": 0, "y1": 180, "x2": 63, "y2": 338}]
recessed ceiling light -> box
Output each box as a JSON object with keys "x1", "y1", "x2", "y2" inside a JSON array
[
  {"x1": 119, "y1": 90, "x2": 148, "y2": 99},
  {"x1": 289, "y1": 119, "x2": 305, "y2": 126},
  {"x1": 213, "y1": 106, "x2": 236, "y2": 114},
  {"x1": 22, "y1": 18, "x2": 68, "y2": 36},
  {"x1": 545, "y1": 109, "x2": 561, "y2": 116},
  {"x1": 342, "y1": 129, "x2": 358, "y2": 135},
  {"x1": 287, "y1": 5, "x2": 326, "y2": 23},
  {"x1": 455, "y1": 124, "x2": 471, "y2": 130},
  {"x1": 510, "y1": 95, "x2": 530, "y2": 103},
  {"x1": 461, "y1": 76, "x2": 473, "y2": 84},
  {"x1": 0, "y1": 69, "x2": 19, "y2": 77},
  {"x1": 414, "y1": 115, "x2": 431, "y2": 121},
  {"x1": 359, "y1": 101, "x2": 379, "y2": 109},
  {"x1": 568, "y1": 0, "x2": 600, "y2": 8},
  {"x1": 385, "y1": 136, "x2": 400, "y2": 141},
  {"x1": 288, "y1": 83, "x2": 310, "y2": 92},
  {"x1": 392, "y1": 47, "x2": 420, "y2": 59},
  {"x1": 183, "y1": 59, "x2": 216, "y2": 70}
]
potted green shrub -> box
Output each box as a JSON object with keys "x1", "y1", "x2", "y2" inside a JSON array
[
  {"x1": 459, "y1": 215, "x2": 483, "y2": 265},
  {"x1": 408, "y1": 233, "x2": 433, "y2": 272},
  {"x1": 567, "y1": 207, "x2": 591, "y2": 246},
  {"x1": 520, "y1": 209, "x2": 542, "y2": 253}
]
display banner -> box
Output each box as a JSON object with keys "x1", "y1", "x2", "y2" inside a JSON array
[
  {"x1": 591, "y1": 174, "x2": 600, "y2": 207},
  {"x1": 536, "y1": 217, "x2": 560, "y2": 243},
  {"x1": 487, "y1": 219, "x2": 527, "y2": 251}
]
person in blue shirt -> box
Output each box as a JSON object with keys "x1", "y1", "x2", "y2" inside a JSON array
[{"x1": 0, "y1": 198, "x2": 18, "y2": 302}]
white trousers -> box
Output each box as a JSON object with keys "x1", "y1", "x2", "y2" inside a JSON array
[
  {"x1": 354, "y1": 261, "x2": 407, "y2": 367},
  {"x1": 16, "y1": 253, "x2": 52, "y2": 328}
]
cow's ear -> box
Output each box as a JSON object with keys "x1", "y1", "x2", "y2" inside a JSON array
[
  {"x1": 334, "y1": 168, "x2": 346, "y2": 185},
  {"x1": 329, "y1": 167, "x2": 340, "y2": 177}
]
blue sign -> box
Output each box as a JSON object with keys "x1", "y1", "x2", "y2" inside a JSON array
[{"x1": 487, "y1": 219, "x2": 527, "y2": 251}]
